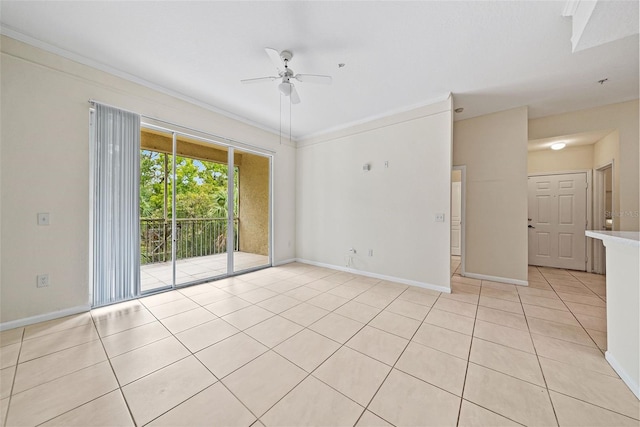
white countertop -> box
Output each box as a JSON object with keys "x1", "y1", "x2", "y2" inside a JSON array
[{"x1": 586, "y1": 231, "x2": 640, "y2": 247}]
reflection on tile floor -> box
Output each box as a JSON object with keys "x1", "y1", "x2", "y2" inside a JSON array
[
  {"x1": 1, "y1": 262, "x2": 638, "y2": 426},
  {"x1": 141, "y1": 252, "x2": 269, "y2": 292}
]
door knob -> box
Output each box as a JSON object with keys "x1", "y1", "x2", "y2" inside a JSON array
[{"x1": 528, "y1": 225, "x2": 535, "y2": 229}]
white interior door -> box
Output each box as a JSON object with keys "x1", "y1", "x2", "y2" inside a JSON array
[
  {"x1": 528, "y1": 173, "x2": 587, "y2": 270},
  {"x1": 451, "y1": 182, "x2": 462, "y2": 256}
]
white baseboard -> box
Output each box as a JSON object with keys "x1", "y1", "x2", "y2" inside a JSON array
[
  {"x1": 605, "y1": 351, "x2": 640, "y2": 400},
  {"x1": 295, "y1": 258, "x2": 451, "y2": 294},
  {"x1": 0, "y1": 305, "x2": 91, "y2": 331},
  {"x1": 463, "y1": 272, "x2": 529, "y2": 287},
  {"x1": 273, "y1": 258, "x2": 297, "y2": 267}
]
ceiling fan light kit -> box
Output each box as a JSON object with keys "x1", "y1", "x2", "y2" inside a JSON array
[{"x1": 241, "y1": 47, "x2": 333, "y2": 104}]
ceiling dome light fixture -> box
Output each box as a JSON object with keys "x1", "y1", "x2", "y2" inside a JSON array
[{"x1": 551, "y1": 142, "x2": 566, "y2": 150}]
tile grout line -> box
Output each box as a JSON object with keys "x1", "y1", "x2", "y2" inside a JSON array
[
  {"x1": 455, "y1": 281, "x2": 479, "y2": 426},
  {"x1": 2, "y1": 328, "x2": 24, "y2": 427}
]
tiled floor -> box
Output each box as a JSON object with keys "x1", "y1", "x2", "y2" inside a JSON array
[
  {"x1": 1, "y1": 263, "x2": 638, "y2": 426},
  {"x1": 141, "y1": 252, "x2": 269, "y2": 292}
]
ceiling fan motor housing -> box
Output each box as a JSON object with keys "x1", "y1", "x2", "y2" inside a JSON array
[{"x1": 280, "y1": 50, "x2": 293, "y2": 62}]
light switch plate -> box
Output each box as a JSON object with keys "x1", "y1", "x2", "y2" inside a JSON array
[
  {"x1": 435, "y1": 213, "x2": 445, "y2": 222},
  {"x1": 37, "y1": 213, "x2": 50, "y2": 226}
]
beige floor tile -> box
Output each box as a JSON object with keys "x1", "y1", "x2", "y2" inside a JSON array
[
  {"x1": 458, "y1": 400, "x2": 520, "y2": 426},
  {"x1": 307, "y1": 293, "x2": 350, "y2": 311},
  {"x1": 397, "y1": 289, "x2": 439, "y2": 307},
  {"x1": 314, "y1": 346, "x2": 390, "y2": 406},
  {"x1": 478, "y1": 295, "x2": 523, "y2": 314},
  {"x1": 280, "y1": 302, "x2": 329, "y2": 327},
  {"x1": 475, "y1": 306, "x2": 528, "y2": 331},
  {"x1": 122, "y1": 356, "x2": 216, "y2": 426},
  {"x1": 219, "y1": 281, "x2": 261, "y2": 295},
  {"x1": 175, "y1": 318, "x2": 239, "y2": 352},
  {"x1": 196, "y1": 332, "x2": 268, "y2": 379},
  {"x1": 566, "y1": 301, "x2": 606, "y2": 318},
  {"x1": 23, "y1": 313, "x2": 92, "y2": 340},
  {"x1": 432, "y1": 298, "x2": 477, "y2": 318},
  {"x1": 309, "y1": 313, "x2": 364, "y2": 343},
  {"x1": 204, "y1": 296, "x2": 252, "y2": 317},
  {"x1": 264, "y1": 279, "x2": 301, "y2": 294},
  {"x1": 148, "y1": 382, "x2": 256, "y2": 426},
  {"x1": 0, "y1": 328, "x2": 23, "y2": 348},
  {"x1": 111, "y1": 336, "x2": 190, "y2": 385},
  {"x1": 0, "y1": 343, "x2": 20, "y2": 369},
  {"x1": 385, "y1": 299, "x2": 431, "y2": 321},
  {"x1": 413, "y1": 323, "x2": 472, "y2": 359},
  {"x1": 425, "y1": 308, "x2": 475, "y2": 335},
  {"x1": 353, "y1": 290, "x2": 396, "y2": 309},
  {"x1": 551, "y1": 283, "x2": 594, "y2": 296},
  {"x1": 556, "y1": 292, "x2": 606, "y2": 307},
  {"x1": 274, "y1": 329, "x2": 340, "y2": 372},
  {"x1": 222, "y1": 351, "x2": 306, "y2": 416},
  {"x1": 531, "y1": 334, "x2": 615, "y2": 377},
  {"x1": 334, "y1": 301, "x2": 381, "y2": 323},
  {"x1": 573, "y1": 312, "x2": 607, "y2": 332},
  {"x1": 6, "y1": 361, "x2": 118, "y2": 426},
  {"x1": 19, "y1": 323, "x2": 99, "y2": 362},
  {"x1": 40, "y1": 390, "x2": 134, "y2": 426},
  {"x1": 101, "y1": 321, "x2": 171, "y2": 358},
  {"x1": 346, "y1": 326, "x2": 408, "y2": 366},
  {"x1": 441, "y1": 291, "x2": 480, "y2": 305},
  {"x1": 178, "y1": 283, "x2": 217, "y2": 297},
  {"x1": 539, "y1": 356, "x2": 639, "y2": 419},
  {"x1": 368, "y1": 310, "x2": 421, "y2": 339},
  {"x1": 463, "y1": 363, "x2": 556, "y2": 426},
  {"x1": 160, "y1": 307, "x2": 217, "y2": 334},
  {"x1": 396, "y1": 341, "x2": 467, "y2": 395},
  {"x1": 245, "y1": 316, "x2": 303, "y2": 348},
  {"x1": 222, "y1": 306, "x2": 275, "y2": 330},
  {"x1": 187, "y1": 288, "x2": 235, "y2": 305},
  {"x1": 145, "y1": 298, "x2": 199, "y2": 319},
  {"x1": 481, "y1": 281, "x2": 518, "y2": 292},
  {"x1": 355, "y1": 410, "x2": 393, "y2": 426},
  {"x1": 13, "y1": 340, "x2": 107, "y2": 394},
  {"x1": 473, "y1": 320, "x2": 535, "y2": 353},
  {"x1": 520, "y1": 294, "x2": 568, "y2": 311},
  {"x1": 0, "y1": 397, "x2": 7, "y2": 424},
  {"x1": 139, "y1": 290, "x2": 187, "y2": 308},
  {"x1": 262, "y1": 375, "x2": 364, "y2": 426},
  {"x1": 257, "y1": 295, "x2": 301, "y2": 314},
  {"x1": 549, "y1": 390, "x2": 639, "y2": 426},
  {"x1": 94, "y1": 308, "x2": 157, "y2": 337},
  {"x1": 238, "y1": 288, "x2": 279, "y2": 304},
  {"x1": 328, "y1": 284, "x2": 366, "y2": 299},
  {"x1": 451, "y1": 275, "x2": 482, "y2": 286},
  {"x1": 284, "y1": 286, "x2": 323, "y2": 301},
  {"x1": 516, "y1": 286, "x2": 558, "y2": 299},
  {"x1": 480, "y1": 287, "x2": 520, "y2": 302},
  {"x1": 585, "y1": 328, "x2": 607, "y2": 350},
  {"x1": 527, "y1": 317, "x2": 595, "y2": 347},
  {"x1": 0, "y1": 365, "x2": 15, "y2": 399},
  {"x1": 523, "y1": 303, "x2": 580, "y2": 326},
  {"x1": 470, "y1": 339, "x2": 544, "y2": 386},
  {"x1": 369, "y1": 369, "x2": 460, "y2": 426}
]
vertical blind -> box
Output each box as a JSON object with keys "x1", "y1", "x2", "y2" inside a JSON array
[{"x1": 90, "y1": 104, "x2": 141, "y2": 307}]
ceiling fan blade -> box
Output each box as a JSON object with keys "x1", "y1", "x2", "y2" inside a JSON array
[
  {"x1": 294, "y1": 74, "x2": 332, "y2": 84},
  {"x1": 265, "y1": 47, "x2": 284, "y2": 72},
  {"x1": 290, "y1": 85, "x2": 301, "y2": 104},
  {"x1": 240, "y1": 76, "x2": 278, "y2": 84}
]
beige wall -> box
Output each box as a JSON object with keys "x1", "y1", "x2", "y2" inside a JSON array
[
  {"x1": 453, "y1": 107, "x2": 529, "y2": 284},
  {"x1": 238, "y1": 153, "x2": 270, "y2": 256},
  {"x1": 528, "y1": 145, "x2": 594, "y2": 174},
  {"x1": 297, "y1": 98, "x2": 453, "y2": 290},
  {"x1": 593, "y1": 130, "x2": 621, "y2": 230},
  {"x1": 529, "y1": 101, "x2": 639, "y2": 231},
  {"x1": 0, "y1": 36, "x2": 296, "y2": 324}
]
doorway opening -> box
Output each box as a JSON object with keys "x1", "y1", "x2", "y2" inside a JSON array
[
  {"x1": 451, "y1": 166, "x2": 465, "y2": 277},
  {"x1": 593, "y1": 162, "x2": 614, "y2": 274}
]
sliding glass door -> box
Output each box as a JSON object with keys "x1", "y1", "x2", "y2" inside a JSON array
[{"x1": 139, "y1": 127, "x2": 269, "y2": 293}]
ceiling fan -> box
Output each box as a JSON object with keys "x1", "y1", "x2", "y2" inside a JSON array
[{"x1": 241, "y1": 48, "x2": 332, "y2": 104}]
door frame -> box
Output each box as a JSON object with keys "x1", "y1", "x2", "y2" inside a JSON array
[
  {"x1": 528, "y1": 170, "x2": 593, "y2": 271},
  {"x1": 593, "y1": 160, "x2": 614, "y2": 274},
  {"x1": 452, "y1": 165, "x2": 466, "y2": 276}
]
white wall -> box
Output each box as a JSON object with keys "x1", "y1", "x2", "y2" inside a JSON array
[
  {"x1": 296, "y1": 98, "x2": 453, "y2": 290},
  {"x1": 529, "y1": 101, "x2": 639, "y2": 231},
  {"x1": 453, "y1": 107, "x2": 529, "y2": 284},
  {"x1": 0, "y1": 36, "x2": 296, "y2": 324}
]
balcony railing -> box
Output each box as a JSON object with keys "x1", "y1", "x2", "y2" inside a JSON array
[{"x1": 140, "y1": 218, "x2": 239, "y2": 265}]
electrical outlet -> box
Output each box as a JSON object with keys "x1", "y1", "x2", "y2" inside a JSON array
[
  {"x1": 435, "y1": 213, "x2": 445, "y2": 222},
  {"x1": 368, "y1": 249, "x2": 373, "y2": 257},
  {"x1": 37, "y1": 274, "x2": 49, "y2": 288}
]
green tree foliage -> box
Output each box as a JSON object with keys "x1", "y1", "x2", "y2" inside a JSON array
[{"x1": 140, "y1": 150, "x2": 238, "y2": 219}]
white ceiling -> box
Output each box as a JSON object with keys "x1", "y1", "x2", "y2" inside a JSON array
[{"x1": 1, "y1": 1, "x2": 638, "y2": 140}]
